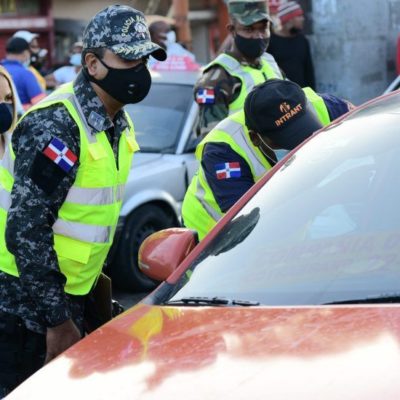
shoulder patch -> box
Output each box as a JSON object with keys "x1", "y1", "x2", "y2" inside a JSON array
[
  {"x1": 215, "y1": 162, "x2": 241, "y2": 180},
  {"x1": 43, "y1": 137, "x2": 78, "y2": 173},
  {"x1": 196, "y1": 88, "x2": 215, "y2": 105}
]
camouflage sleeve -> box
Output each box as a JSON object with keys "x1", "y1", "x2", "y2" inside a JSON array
[
  {"x1": 194, "y1": 66, "x2": 241, "y2": 137},
  {"x1": 5, "y1": 105, "x2": 80, "y2": 328}
]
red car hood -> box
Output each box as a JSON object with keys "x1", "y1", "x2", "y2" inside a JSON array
[{"x1": 8, "y1": 304, "x2": 400, "y2": 399}]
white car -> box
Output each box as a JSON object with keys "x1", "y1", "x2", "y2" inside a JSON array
[{"x1": 107, "y1": 70, "x2": 200, "y2": 291}]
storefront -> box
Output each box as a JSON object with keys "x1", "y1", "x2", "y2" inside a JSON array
[{"x1": 0, "y1": 0, "x2": 54, "y2": 66}]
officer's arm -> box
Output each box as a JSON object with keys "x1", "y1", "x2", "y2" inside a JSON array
[
  {"x1": 194, "y1": 66, "x2": 235, "y2": 138},
  {"x1": 5, "y1": 106, "x2": 80, "y2": 328},
  {"x1": 202, "y1": 142, "x2": 254, "y2": 213},
  {"x1": 319, "y1": 93, "x2": 354, "y2": 121}
]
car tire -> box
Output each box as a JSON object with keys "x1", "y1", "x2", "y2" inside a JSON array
[{"x1": 109, "y1": 204, "x2": 175, "y2": 292}]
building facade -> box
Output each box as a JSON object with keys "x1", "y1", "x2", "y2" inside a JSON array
[{"x1": 0, "y1": 0, "x2": 399, "y2": 103}]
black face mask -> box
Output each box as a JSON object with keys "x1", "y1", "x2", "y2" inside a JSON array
[
  {"x1": 84, "y1": 57, "x2": 152, "y2": 105},
  {"x1": 234, "y1": 34, "x2": 270, "y2": 59},
  {"x1": 0, "y1": 103, "x2": 13, "y2": 134}
]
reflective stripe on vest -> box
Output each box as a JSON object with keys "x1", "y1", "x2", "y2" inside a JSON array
[
  {"x1": 65, "y1": 184, "x2": 125, "y2": 205},
  {"x1": 206, "y1": 53, "x2": 283, "y2": 114},
  {"x1": 0, "y1": 188, "x2": 10, "y2": 211},
  {"x1": 0, "y1": 82, "x2": 138, "y2": 295},
  {"x1": 53, "y1": 220, "x2": 112, "y2": 243},
  {"x1": 195, "y1": 169, "x2": 222, "y2": 222}
]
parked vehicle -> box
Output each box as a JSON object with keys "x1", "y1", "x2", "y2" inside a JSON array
[
  {"x1": 9, "y1": 91, "x2": 400, "y2": 399},
  {"x1": 107, "y1": 70, "x2": 200, "y2": 291}
]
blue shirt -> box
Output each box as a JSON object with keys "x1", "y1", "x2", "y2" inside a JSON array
[
  {"x1": 202, "y1": 94, "x2": 350, "y2": 213},
  {"x1": 1, "y1": 59, "x2": 43, "y2": 106}
]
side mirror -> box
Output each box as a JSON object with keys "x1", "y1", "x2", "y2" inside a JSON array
[{"x1": 138, "y1": 228, "x2": 198, "y2": 282}]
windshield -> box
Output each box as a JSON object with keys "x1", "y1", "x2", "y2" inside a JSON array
[
  {"x1": 124, "y1": 82, "x2": 194, "y2": 153},
  {"x1": 168, "y1": 103, "x2": 400, "y2": 306}
]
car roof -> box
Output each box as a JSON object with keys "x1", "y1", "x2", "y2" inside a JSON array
[{"x1": 150, "y1": 70, "x2": 202, "y2": 85}]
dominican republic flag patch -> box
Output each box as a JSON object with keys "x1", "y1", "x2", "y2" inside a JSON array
[
  {"x1": 215, "y1": 162, "x2": 241, "y2": 180},
  {"x1": 196, "y1": 88, "x2": 215, "y2": 104},
  {"x1": 43, "y1": 137, "x2": 78, "y2": 173}
]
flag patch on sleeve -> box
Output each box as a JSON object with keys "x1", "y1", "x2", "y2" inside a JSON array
[
  {"x1": 43, "y1": 137, "x2": 78, "y2": 173},
  {"x1": 215, "y1": 162, "x2": 241, "y2": 180},
  {"x1": 196, "y1": 88, "x2": 215, "y2": 104}
]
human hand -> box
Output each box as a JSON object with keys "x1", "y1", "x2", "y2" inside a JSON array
[{"x1": 45, "y1": 319, "x2": 81, "y2": 364}]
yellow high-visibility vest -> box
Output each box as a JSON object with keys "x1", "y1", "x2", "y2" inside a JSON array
[
  {"x1": 0, "y1": 82, "x2": 139, "y2": 295},
  {"x1": 206, "y1": 53, "x2": 283, "y2": 114}
]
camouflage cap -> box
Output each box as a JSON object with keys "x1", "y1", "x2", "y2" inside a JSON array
[
  {"x1": 227, "y1": 0, "x2": 271, "y2": 26},
  {"x1": 83, "y1": 5, "x2": 167, "y2": 61}
]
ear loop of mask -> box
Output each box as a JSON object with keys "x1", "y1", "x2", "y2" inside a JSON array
[{"x1": 256, "y1": 133, "x2": 278, "y2": 165}]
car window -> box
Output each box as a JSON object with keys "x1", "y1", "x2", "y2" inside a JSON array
[
  {"x1": 184, "y1": 107, "x2": 201, "y2": 152},
  {"x1": 125, "y1": 83, "x2": 194, "y2": 153},
  {"x1": 168, "y1": 109, "x2": 400, "y2": 306}
]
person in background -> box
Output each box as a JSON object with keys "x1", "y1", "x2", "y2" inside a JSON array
[
  {"x1": 0, "y1": 66, "x2": 17, "y2": 158},
  {"x1": 45, "y1": 42, "x2": 84, "y2": 88},
  {"x1": 149, "y1": 20, "x2": 196, "y2": 59},
  {"x1": 194, "y1": 0, "x2": 283, "y2": 138},
  {"x1": 1, "y1": 37, "x2": 46, "y2": 110},
  {"x1": 268, "y1": 1, "x2": 315, "y2": 88},
  {"x1": 13, "y1": 30, "x2": 47, "y2": 91},
  {"x1": 182, "y1": 79, "x2": 352, "y2": 240},
  {"x1": 148, "y1": 20, "x2": 197, "y2": 69}
]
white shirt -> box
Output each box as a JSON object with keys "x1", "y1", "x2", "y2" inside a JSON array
[{"x1": 53, "y1": 66, "x2": 78, "y2": 84}]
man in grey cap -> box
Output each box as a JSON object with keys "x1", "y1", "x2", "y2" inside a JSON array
[
  {"x1": 0, "y1": 5, "x2": 166, "y2": 396},
  {"x1": 194, "y1": 0, "x2": 283, "y2": 138}
]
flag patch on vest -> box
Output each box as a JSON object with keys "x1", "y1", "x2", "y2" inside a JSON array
[
  {"x1": 215, "y1": 162, "x2": 241, "y2": 180},
  {"x1": 196, "y1": 88, "x2": 215, "y2": 104},
  {"x1": 43, "y1": 137, "x2": 78, "y2": 173}
]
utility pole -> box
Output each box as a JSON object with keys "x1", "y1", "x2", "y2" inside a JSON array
[{"x1": 172, "y1": 0, "x2": 192, "y2": 50}]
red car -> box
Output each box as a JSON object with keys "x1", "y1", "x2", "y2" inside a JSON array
[{"x1": 8, "y1": 90, "x2": 400, "y2": 399}]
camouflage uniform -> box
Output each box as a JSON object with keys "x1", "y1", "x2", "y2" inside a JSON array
[
  {"x1": 194, "y1": 0, "x2": 283, "y2": 137},
  {"x1": 0, "y1": 4, "x2": 166, "y2": 396},
  {"x1": 194, "y1": 53, "x2": 282, "y2": 136},
  {"x1": 0, "y1": 71, "x2": 129, "y2": 335}
]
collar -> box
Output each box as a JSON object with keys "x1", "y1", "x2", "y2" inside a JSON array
[
  {"x1": 226, "y1": 50, "x2": 262, "y2": 69},
  {"x1": 1, "y1": 59, "x2": 24, "y2": 66},
  {"x1": 73, "y1": 71, "x2": 129, "y2": 135}
]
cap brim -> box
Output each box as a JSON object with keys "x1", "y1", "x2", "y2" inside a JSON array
[
  {"x1": 110, "y1": 40, "x2": 167, "y2": 61},
  {"x1": 234, "y1": 12, "x2": 272, "y2": 26},
  {"x1": 266, "y1": 102, "x2": 324, "y2": 150}
]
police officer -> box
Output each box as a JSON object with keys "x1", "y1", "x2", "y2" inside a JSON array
[
  {"x1": 182, "y1": 79, "x2": 352, "y2": 240},
  {"x1": 0, "y1": 5, "x2": 166, "y2": 396},
  {"x1": 194, "y1": 0, "x2": 283, "y2": 137}
]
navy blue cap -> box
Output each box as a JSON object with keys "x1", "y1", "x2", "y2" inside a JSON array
[{"x1": 244, "y1": 79, "x2": 323, "y2": 149}]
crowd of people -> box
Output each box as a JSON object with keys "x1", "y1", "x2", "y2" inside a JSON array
[{"x1": 0, "y1": 0, "x2": 355, "y2": 397}]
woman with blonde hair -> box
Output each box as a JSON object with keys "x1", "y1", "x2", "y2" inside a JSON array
[{"x1": 0, "y1": 66, "x2": 17, "y2": 158}]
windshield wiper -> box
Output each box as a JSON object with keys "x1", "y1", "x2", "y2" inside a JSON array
[
  {"x1": 323, "y1": 295, "x2": 400, "y2": 305},
  {"x1": 164, "y1": 296, "x2": 260, "y2": 307}
]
